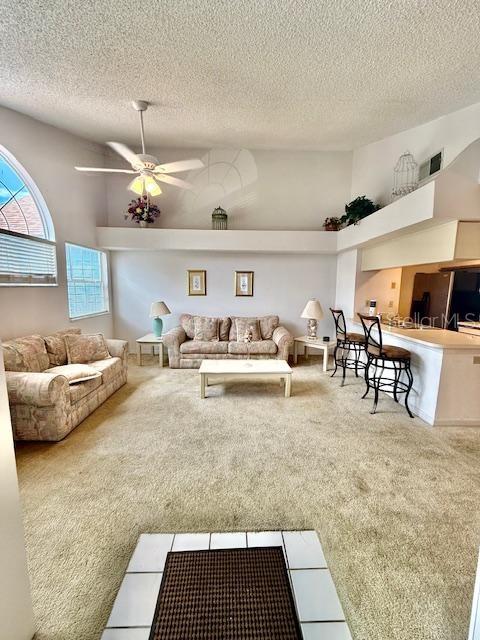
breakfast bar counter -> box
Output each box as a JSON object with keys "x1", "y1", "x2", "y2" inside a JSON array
[{"x1": 348, "y1": 319, "x2": 480, "y2": 426}]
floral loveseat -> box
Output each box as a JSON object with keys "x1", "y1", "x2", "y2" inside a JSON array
[
  {"x1": 3, "y1": 329, "x2": 128, "y2": 441},
  {"x1": 163, "y1": 314, "x2": 293, "y2": 369}
]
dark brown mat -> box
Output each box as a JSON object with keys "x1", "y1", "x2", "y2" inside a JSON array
[{"x1": 148, "y1": 546, "x2": 302, "y2": 639}]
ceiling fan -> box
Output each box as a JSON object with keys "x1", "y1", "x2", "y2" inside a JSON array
[{"x1": 75, "y1": 100, "x2": 204, "y2": 196}]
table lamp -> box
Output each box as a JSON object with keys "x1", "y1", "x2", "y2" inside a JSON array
[
  {"x1": 301, "y1": 299, "x2": 324, "y2": 339},
  {"x1": 150, "y1": 301, "x2": 171, "y2": 337}
]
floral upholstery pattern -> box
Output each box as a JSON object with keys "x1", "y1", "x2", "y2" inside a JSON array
[
  {"x1": 69, "y1": 375, "x2": 103, "y2": 403},
  {"x1": 163, "y1": 326, "x2": 187, "y2": 368},
  {"x1": 272, "y1": 326, "x2": 293, "y2": 361},
  {"x1": 228, "y1": 340, "x2": 277, "y2": 355},
  {"x1": 65, "y1": 333, "x2": 111, "y2": 364},
  {"x1": 7, "y1": 371, "x2": 69, "y2": 406},
  {"x1": 180, "y1": 341, "x2": 228, "y2": 355},
  {"x1": 45, "y1": 363, "x2": 101, "y2": 384},
  {"x1": 5, "y1": 336, "x2": 128, "y2": 441},
  {"x1": 235, "y1": 318, "x2": 262, "y2": 342},
  {"x1": 259, "y1": 315, "x2": 279, "y2": 339},
  {"x1": 88, "y1": 357, "x2": 124, "y2": 384},
  {"x1": 163, "y1": 314, "x2": 293, "y2": 368},
  {"x1": 193, "y1": 316, "x2": 219, "y2": 341},
  {"x1": 44, "y1": 328, "x2": 81, "y2": 366},
  {"x1": 229, "y1": 317, "x2": 261, "y2": 341},
  {"x1": 181, "y1": 314, "x2": 230, "y2": 341},
  {"x1": 180, "y1": 314, "x2": 195, "y2": 339},
  {"x1": 218, "y1": 317, "x2": 232, "y2": 341},
  {"x1": 2, "y1": 335, "x2": 50, "y2": 372}
]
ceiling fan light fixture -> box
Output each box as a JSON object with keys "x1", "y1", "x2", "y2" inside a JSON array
[
  {"x1": 75, "y1": 101, "x2": 202, "y2": 196},
  {"x1": 144, "y1": 175, "x2": 162, "y2": 196},
  {"x1": 128, "y1": 175, "x2": 146, "y2": 195}
]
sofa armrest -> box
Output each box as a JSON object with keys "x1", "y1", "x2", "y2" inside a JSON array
[
  {"x1": 272, "y1": 326, "x2": 293, "y2": 360},
  {"x1": 163, "y1": 326, "x2": 187, "y2": 368},
  {"x1": 105, "y1": 338, "x2": 129, "y2": 363},
  {"x1": 6, "y1": 371, "x2": 69, "y2": 407}
]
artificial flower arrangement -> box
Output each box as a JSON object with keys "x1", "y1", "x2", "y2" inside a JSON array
[{"x1": 125, "y1": 195, "x2": 161, "y2": 225}]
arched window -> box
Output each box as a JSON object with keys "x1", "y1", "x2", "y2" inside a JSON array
[{"x1": 0, "y1": 145, "x2": 56, "y2": 285}]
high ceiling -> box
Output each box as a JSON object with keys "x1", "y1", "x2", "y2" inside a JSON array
[{"x1": 2, "y1": 0, "x2": 480, "y2": 151}]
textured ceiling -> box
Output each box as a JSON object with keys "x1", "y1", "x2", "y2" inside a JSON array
[{"x1": 1, "y1": 0, "x2": 480, "y2": 150}]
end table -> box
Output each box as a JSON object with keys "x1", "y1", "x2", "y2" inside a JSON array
[
  {"x1": 293, "y1": 336, "x2": 336, "y2": 372},
  {"x1": 136, "y1": 334, "x2": 164, "y2": 367}
]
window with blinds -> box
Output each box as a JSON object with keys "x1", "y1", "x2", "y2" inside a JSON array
[
  {"x1": 0, "y1": 145, "x2": 57, "y2": 286},
  {"x1": 0, "y1": 230, "x2": 57, "y2": 285},
  {"x1": 66, "y1": 243, "x2": 109, "y2": 319}
]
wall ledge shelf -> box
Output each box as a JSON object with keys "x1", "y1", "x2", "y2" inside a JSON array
[
  {"x1": 96, "y1": 227, "x2": 338, "y2": 254},
  {"x1": 97, "y1": 138, "x2": 480, "y2": 256}
]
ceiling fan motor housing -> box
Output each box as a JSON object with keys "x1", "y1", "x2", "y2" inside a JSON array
[{"x1": 136, "y1": 154, "x2": 158, "y2": 170}]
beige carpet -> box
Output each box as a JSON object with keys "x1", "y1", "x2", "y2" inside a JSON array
[{"x1": 16, "y1": 357, "x2": 480, "y2": 640}]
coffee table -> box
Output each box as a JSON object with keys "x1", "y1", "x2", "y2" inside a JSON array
[{"x1": 199, "y1": 359, "x2": 292, "y2": 398}]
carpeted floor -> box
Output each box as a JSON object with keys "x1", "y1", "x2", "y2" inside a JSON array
[{"x1": 16, "y1": 357, "x2": 480, "y2": 640}]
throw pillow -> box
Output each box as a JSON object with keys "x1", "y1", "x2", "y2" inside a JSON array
[
  {"x1": 44, "y1": 328, "x2": 82, "y2": 366},
  {"x1": 218, "y1": 317, "x2": 231, "y2": 341},
  {"x1": 65, "y1": 333, "x2": 111, "y2": 364},
  {"x1": 45, "y1": 364, "x2": 102, "y2": 385},
  {"x1": 259, "y1": 315, "x2": 279, "y2": 339},
  {"x1": 235, "y1": 318, "x2": 261, "y2": 342},
  {"x1": 193, "y1": 316, "x2": 219, "y2": 342},
  {"x1": 180, "y1": 314, "x2": 195, "y2": 339},
  {"x1": 229, "y1": 316, "x2": 261, "y2": 341},
  {"x1": 2, "y1": 335, "x2": 50, "y2": 372}
]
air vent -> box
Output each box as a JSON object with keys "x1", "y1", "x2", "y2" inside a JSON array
[{"x1": 418, "y1": 150, "x2": 443, "y2": 183}]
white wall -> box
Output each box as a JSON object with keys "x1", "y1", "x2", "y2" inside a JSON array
[
  {"x1": 106, "y1": 147, "x2": 352, "y2": 230},
  {"x1": 334, "y1": 249, "x2": 360, "y2": 320},
  {"x1": 0, "y1": 106, "x2": 113, "y2": 340},
  {"x1": 111, "y1": 250, "x2": 337, "y2": 349},
  {"x1": 0, "y1": 348, "x2": 35, "y2": 640},
  {"x1": 351, "y1": 101, "x2": 480, "y2": 205}
]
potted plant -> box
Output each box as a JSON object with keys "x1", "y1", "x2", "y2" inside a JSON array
[
  {"x1": 341, "y1": 196, "x2": 380, "y2": 226},
  {"x1": 323, "y1": 216, "x2": 343, "y2": 231},
  {"x1": 125, "y1": 195, "x2": 161, "y2": 227}
]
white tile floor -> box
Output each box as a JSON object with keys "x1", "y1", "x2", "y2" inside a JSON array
[{"x1": 103, "y1": 531, "x2": 352, "y2": 640}]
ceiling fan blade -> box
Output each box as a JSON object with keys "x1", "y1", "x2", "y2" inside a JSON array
[
  {"x1": 154, "y1": 158, "x2": 204, "y2": 174},
  {"x1": 75, "y1": 166, "x2": 136, "y2": 174},
  {"x1": 107, "y1": 142, "x2": 144, "y2": 169},
  {"x1": 155, "y1": 174, "x2": 195, "y2": 190}
]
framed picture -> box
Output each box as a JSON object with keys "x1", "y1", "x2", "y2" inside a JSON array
[
  {"x1": 235, "y1": 271, "x2": 254, "y2": 297},
  {"x1": 187, "y1": 270, "x2": 207, "y2": 296}
]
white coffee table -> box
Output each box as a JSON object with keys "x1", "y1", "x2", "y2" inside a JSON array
[
  {"x1": 199, "y1": 359, "x2": 292, "y2": 398},
  {"x1": 136, "y1": 333, "x2": 164, "y2": 367},
  {"x1": 293, "y1": 336, "x2": 336, "y2": 372}
]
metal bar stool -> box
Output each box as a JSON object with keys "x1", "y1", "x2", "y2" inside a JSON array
[
  {"x1": 330, "y1": 308, "x2": 366, "y2": 386},
  {"x1": 358, "y1": 313, "x2": 414, "y2": 418}
]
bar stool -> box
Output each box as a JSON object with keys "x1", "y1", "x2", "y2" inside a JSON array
[
  {"x1": 358, "y1": 313, "x2": 414, "y2": 418},
  {"x1": 330, "y1": 308, "x2": 366, "y2": 386}
]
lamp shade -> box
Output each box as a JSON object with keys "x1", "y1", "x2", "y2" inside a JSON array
[
  {"x1": 301, "y1": 299, "x2": 324, "y2": 320},
  {"x1": 149, "y1": 301, "x2": 171, "y2": 318}
]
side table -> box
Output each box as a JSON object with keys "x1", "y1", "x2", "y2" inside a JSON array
[
  {"x1": 293, "y1": 336, "x2": 336, "y2": 372},
  {"x1": 136, "y1": 334, "x2": 164, "y2": 367}
]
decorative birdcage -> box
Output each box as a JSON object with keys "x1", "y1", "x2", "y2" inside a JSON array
[
  {"x1": 211, "y1": 206, "x2": 228, "y2": 230},
  {"x1": 392, "y1": 151, "x2": 418, "y2": 200}
]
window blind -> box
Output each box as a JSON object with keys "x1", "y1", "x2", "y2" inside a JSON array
[
  {"x1": 0, "y1": 229, "x2": 57, "y2": 285},
  {"x1": 66, "y1": 243, "x2": 109, "y2": 319}
]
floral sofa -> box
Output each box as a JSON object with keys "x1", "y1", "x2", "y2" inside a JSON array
[
  {"x1": 3, "y1": 329, "x2": 128, "y2": 442},
  {"x1": 163, "y1": 314, "x2": 293, "y2": 368}
]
